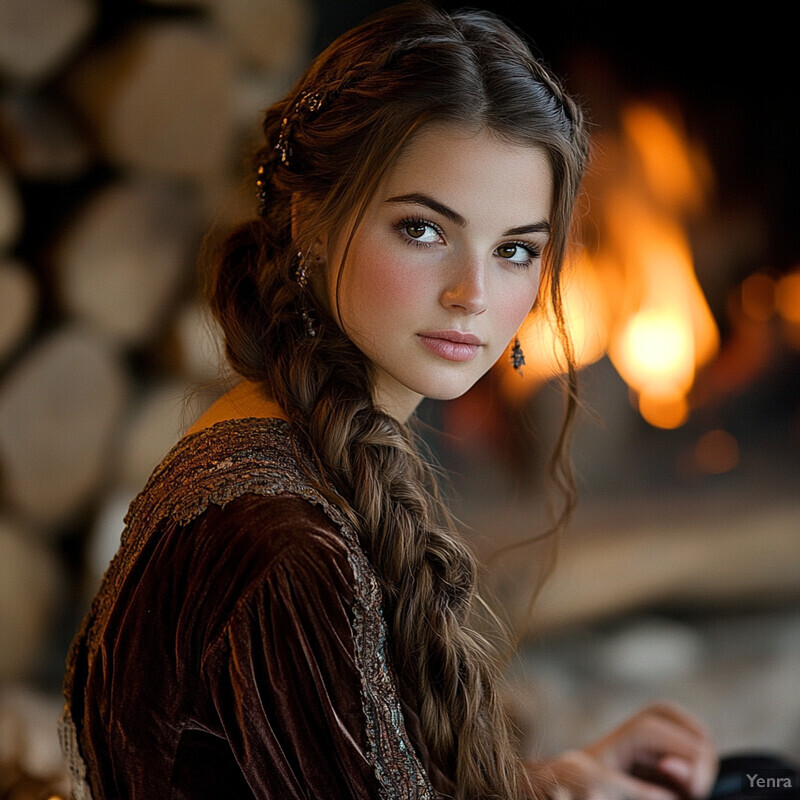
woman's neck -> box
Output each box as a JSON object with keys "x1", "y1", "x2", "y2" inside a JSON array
[{"x1": 185, "y1": 380, "x2": 289, "y2": 435}]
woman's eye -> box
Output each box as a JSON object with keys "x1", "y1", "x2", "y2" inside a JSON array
[
  {"x1": 397, "y1": 219, "x2": 442, "y2": 245},
  {"x1": 496, "y1": 242, "x2": 538, "y2": 265}
]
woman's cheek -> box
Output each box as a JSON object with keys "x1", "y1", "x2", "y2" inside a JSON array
[
  {"x1": 502, "y1": 289, "x2": 539, "y2": 333},
  {"x1": 339, "y1": 253, "x2": 422, "y2": 339},
  {"x1": 372, "y1": 257, "x2": 423, "y2": 305},
  {"x1": 360, "y1": 251, "x2": 428, "y2": 311}
]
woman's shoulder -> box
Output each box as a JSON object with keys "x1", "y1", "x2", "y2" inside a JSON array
[
  {"x1": 122, "y1": 415, "x2": 365, "y2": 608},
  {"x1": 183, "y1": 491, "x2": 356, "y2": 589},
  {"x1": 127, "y1": 413, "x2": 327, "y2": 534},
  {"x1": 184, "y1": 379, "x2": 289, "y2": 437},
  {"x1": 169, "y1": 492, "x2": 361, "y2": 656},
  {"x1": 78, "y1": 414, "x2": 368, "y2": 668}
]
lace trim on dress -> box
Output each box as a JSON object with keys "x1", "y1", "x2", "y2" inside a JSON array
[
  {"x1": 57, "y1": 706, "x2": 92, "y2": 800},
  {"x1": 60, "y1": 417, "x2": 436, "y2": 800}
]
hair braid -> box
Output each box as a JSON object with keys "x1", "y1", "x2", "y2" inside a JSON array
[{"x1": 303, "y1": 350, "x2": 529, "y2": 796}]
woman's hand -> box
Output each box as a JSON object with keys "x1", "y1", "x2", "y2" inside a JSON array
[{"x1": 529, "y1": 702, "x2": 718, "y2": 800}]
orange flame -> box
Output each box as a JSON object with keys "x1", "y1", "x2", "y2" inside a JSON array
[
  {"x1": 504, "y1": 101, "x2": 720, "y2": 429},
  {"x1": 776, "y1": 267, "x2": 800, "y2": 349},
  {"x1": 604, "y1": 197, "x2": 719, "y2": 428}
]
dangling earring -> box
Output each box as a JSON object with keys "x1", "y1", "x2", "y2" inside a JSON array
[
  {"x1": 511, "y1": 337, "x2": 525, "y2": 373},
  {"x1": 295, "y1": 250, "x2": 317, "y2": 338}
]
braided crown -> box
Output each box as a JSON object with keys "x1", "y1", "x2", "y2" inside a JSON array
[
  {"x1": 256, "y1": 85, "x2": 344, "y2": 212},
  {"x1": 274, "y1": 90, "x2": 326, "y2": 167}
]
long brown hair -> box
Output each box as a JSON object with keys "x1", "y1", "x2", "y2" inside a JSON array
[{"x1": 207, "y1": 3, "x2": 589, "y2": 797}]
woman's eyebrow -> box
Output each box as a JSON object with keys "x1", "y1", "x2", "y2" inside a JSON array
[
  {"x1": 385, "y1": 193, "x2": 550, "y2": 237},
  {"x1": 385, "y1": 193, "x2": 466, "y2": 226},
  {"x1": 505, "y1": 221, "x2": 551, "y2": 237}
]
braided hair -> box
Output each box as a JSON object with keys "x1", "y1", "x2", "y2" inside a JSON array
[{"x1": 207, "y1": 3, "x2": 589, "y2": 797}]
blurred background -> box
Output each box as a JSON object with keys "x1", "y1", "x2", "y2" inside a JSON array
[{"x1": 0, "y1": 0, "x2": 798, "y2": 796}]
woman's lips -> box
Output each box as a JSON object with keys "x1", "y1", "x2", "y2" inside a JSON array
[{"x1": 417, "y1": 331, "x2": 483, "y2": 362}]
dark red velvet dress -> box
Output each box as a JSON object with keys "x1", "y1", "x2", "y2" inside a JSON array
[{"x1": 60, "y1": 418, "x2": 452, "y2": 799}]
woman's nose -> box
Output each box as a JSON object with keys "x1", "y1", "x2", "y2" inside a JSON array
[{"x1": 440, "y1": 258, "x2": 488, "y2": 315}]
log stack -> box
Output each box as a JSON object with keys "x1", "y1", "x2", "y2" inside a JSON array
[{"x1": 0, "y1": 1, "x2": 313, "y2": 791}]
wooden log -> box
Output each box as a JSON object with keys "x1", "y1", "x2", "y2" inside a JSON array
[
  {"x1": 63, "y1": 20, "x2": 237, "y2": 181},
  {"x1": 0, "y1": 260, "x2": 37, "y2": 364},
  {"x1": 0, "y1": 685, "x2": 67, "y2": 783},
  {"x1": 474, "y1": 492, "x2": 800, "y2": 636},
  {"x1": 115, "y1": 379, "x2": 208, "y2": 490},
  {"x1": 85, "y1": 382, "x2": 214, "y2": 590},
  {"x1": 205, "y1": 0, "x2": 314, "y2": 74},
  {"x1": 0, "y1": 326, "x2": 129, "y2": 525},
  {"x1": 169, "y1": 300, "x2": 228, "y2": 382},
  {"x1": 53, "y1": 178, "x2": 201, "y2": 347},
  {"x1": 0, "y1": 517, "x2": 62, "y2": 683},
  {"x1": 0, "y1": 0, "x2": 96, "y2": 85},
  {"x1": 84, "y1": 488, "x2": 133, "y2": 595},
  {"x1": 138, "y1": 0, "x2": 315, "y2": 74},
  {"x1": 0, "y1": 91, "x2": 92, "y2": 180},
  {"x1": 0, "y1": 162, "x2": 22, "y2": 250}
]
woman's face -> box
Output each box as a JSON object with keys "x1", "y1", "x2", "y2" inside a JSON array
[{"x1": 325, "y1": 124, "x2": 553, "y2": 421}]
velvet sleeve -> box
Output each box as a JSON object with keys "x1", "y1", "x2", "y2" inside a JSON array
[{"x1": 199, "y1": 496, "x2": 384, "y2": 799}]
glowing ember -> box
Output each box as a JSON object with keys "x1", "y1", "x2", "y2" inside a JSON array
[
  {"x1": 776, "y1": 268, "x2": 800, "y2": 349},
  {"x1": 694, "y1": 429, "x2": 740, "y2": 474},
  {"x1": 740, "y1": 272, "x2": 776, "y2": 322},
  {"x1": 776, "y1": 269, "x2": 800, "y2": 325}
]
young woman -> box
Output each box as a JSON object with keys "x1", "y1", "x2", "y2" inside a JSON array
[{"x1": 60, "y1": 2, "x2": 718, "y2": 798}]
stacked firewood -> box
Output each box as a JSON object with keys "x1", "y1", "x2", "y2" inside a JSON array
[{"x1": 0, "y1": 0, "x2": 313, "y2": 792}]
